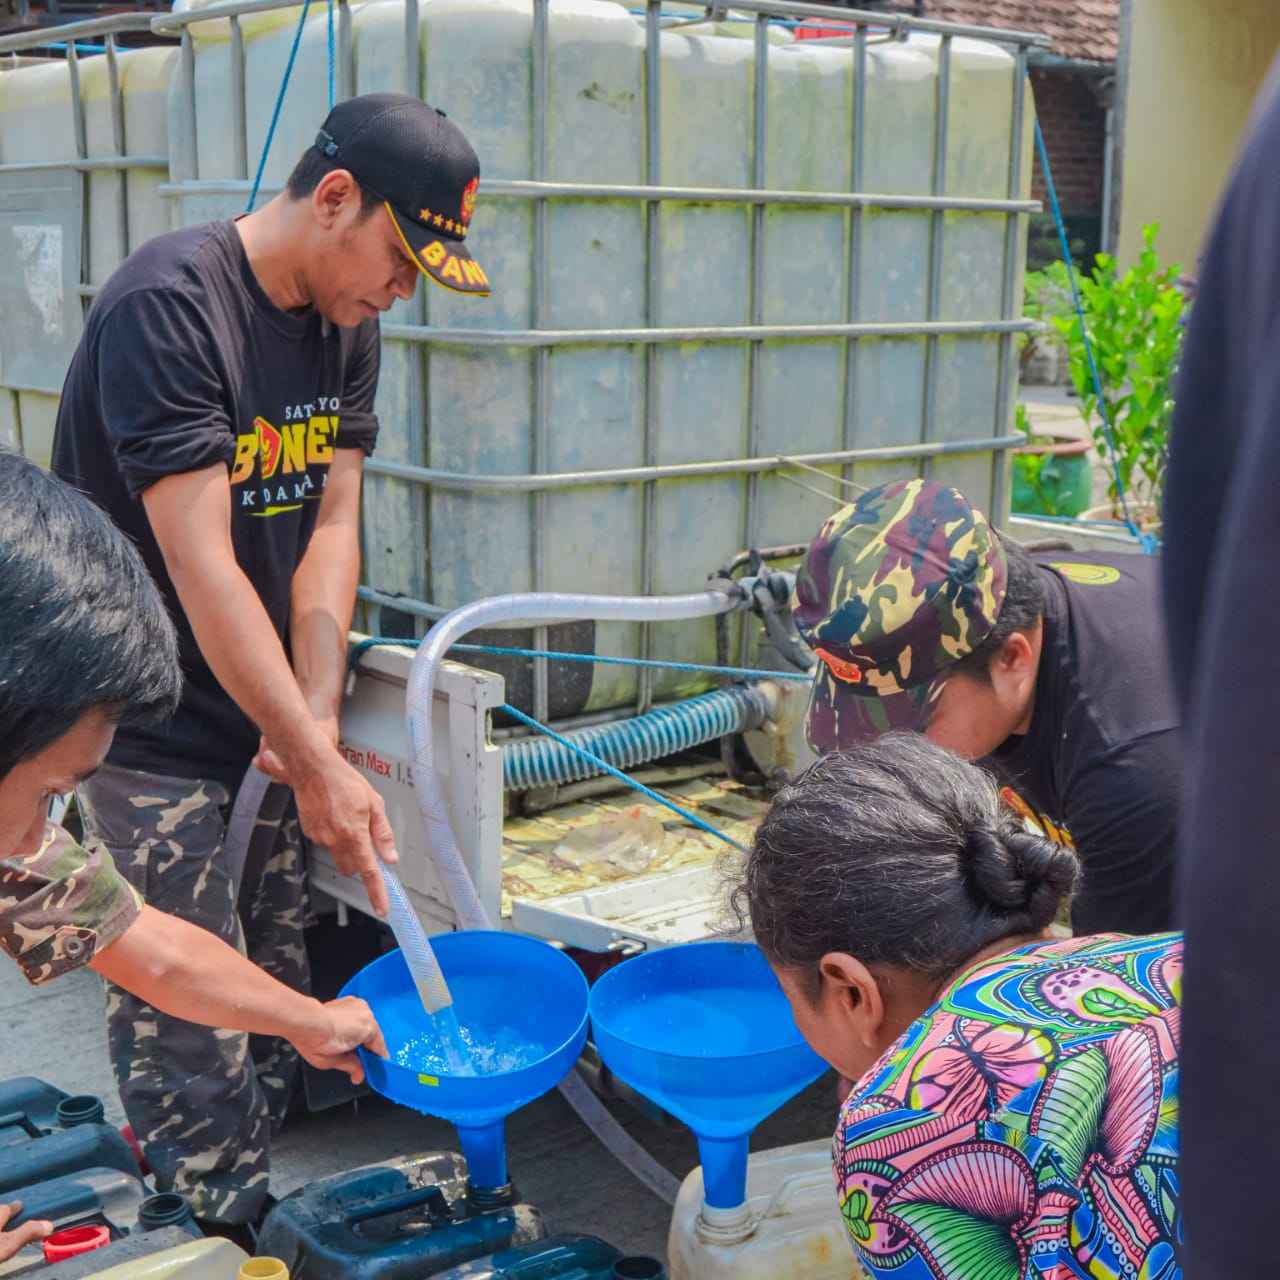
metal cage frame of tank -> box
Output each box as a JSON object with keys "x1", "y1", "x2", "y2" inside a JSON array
[
  {"x1": 0, "y1": 14, "x2": 172, "y2": 345},
  {"x1": 0, "y1": 0, "x2": 1049, "y2": 730}
]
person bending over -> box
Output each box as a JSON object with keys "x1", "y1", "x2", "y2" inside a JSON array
[
  {"x1": 0, "y1": 450, "x2": 385, "y2": 1261},
  {"x1": 735, "y1": 734, "x2": 1181, "y2": 1280}
]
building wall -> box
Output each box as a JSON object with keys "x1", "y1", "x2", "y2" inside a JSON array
[
  {"x1": 1030, "y1": 69, "x2": 1107, "y2": 215},
  {"x1": 1118, "y1": 0, "x2": 1280, "y2": 270}
]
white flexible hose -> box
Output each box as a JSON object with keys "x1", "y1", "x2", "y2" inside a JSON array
[
  {"x1": 405, "y1": 590, "x2": 739, "y2": 1205},
  {"x1": 224, "y1": 764, "x2": 273, "y2": 895},
  {"x1": 380, "y1": 863, "x2": 453, "y2": 1013},
  {"x1": 228, "y1": 782, "x2": 455, "y2": 1013}
]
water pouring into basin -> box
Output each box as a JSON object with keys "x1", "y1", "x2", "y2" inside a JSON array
[
  {"x1": 341, "y1": 930, "x2": 590, "y2": 1190},
  {"x1": 589, "y1": 941, "x2": 826, "y2": 1214}
]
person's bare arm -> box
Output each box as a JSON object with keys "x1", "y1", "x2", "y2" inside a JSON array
[
  {"x1": 141, "y1": 464, "x2": 396, "y2": 913},
  {"x1": 90, "y1": 904, "x2": 387, "y2": 1080},
  {"x1": 256, "y1": 450, "x2": 362, "y2": 773}
]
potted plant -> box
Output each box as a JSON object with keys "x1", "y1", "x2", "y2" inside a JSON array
[
  {"x1": 1011, "y1": 403, "x2": 1093, "y2": 518},
  {"x1": 1050, "y1": 223, "x2": 1185, "y2": 531}
]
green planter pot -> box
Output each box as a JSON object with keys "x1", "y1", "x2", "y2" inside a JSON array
[{"x1": 1011, "y1": 434, "x2": 1092, "y2": 518}]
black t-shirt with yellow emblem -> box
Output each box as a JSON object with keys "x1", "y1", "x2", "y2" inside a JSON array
[
  {"x1": 990, "y1": 553, "x2": 1181, "y2": 934},
  {"x1": 52, "y1": 219, "x2": 380, "y2": 786}
]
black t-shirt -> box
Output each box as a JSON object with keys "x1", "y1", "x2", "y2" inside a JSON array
[
  {"x1": 51, "y1": 220, "x2": 380, "y2": 786},
  {"x1": 989, "y1": 553, "x2": 1181, "y2": 934}
]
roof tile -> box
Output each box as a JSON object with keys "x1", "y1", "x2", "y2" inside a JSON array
[{"x1": 920, "y1": 0, "x2": 1118, "y2": 63}]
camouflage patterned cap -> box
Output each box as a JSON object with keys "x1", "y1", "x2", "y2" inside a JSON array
[{"x1": 794, "y1": 477, "x2": 1008, "y2": 751}]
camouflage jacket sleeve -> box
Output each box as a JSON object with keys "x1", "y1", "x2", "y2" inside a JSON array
[{"x1": 0, "y1": 822, "x2": 142, "y2": 985}]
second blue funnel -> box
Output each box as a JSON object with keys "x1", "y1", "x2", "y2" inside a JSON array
[
  {"x1": 340, "y1": 930, "x2": 589, "y2": 1189},
  {"x1": 589, "y1": 941, "x2": 826, "y2": 1210}
]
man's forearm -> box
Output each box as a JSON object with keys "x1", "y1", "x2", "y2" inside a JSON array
[
  {"x1": 142, "y1": 465, "x2": 332, "y2": 778},
  {"x1": 91, "y1": 904, "x2": 326, "y2": 1043},
  {"x1": 289, "y1": 448, "x2": 363, "y2": 722},
  {"x1": 290, "y1": 521, "x2": 359, "y2": 722}
]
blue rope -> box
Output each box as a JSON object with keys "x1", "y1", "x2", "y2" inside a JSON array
[
  {"x1": 348, "y1": 635, "x2": 811, "y2": 683},
  {"x1": 456, "y1": 643, "x2": 812, "y2": 682},
  {"x1": 326, "y1": 0, "x2": 335, "y2": 109},
  {"x1": 499, "y1": 703, "x2": 748, "y2": 853},
  {"x1": 1032, "y1": 116, "x2": 1157, "y2": 556},
  {"x1": 246, "y1": 0, "x2": 314, "y2": 213}
]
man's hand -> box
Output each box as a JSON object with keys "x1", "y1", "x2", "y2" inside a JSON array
[
  {"x1": 290, "y1": 751, "x2": 398, "y2": 915},
  {"x1": 254, "y1": 704, "x2": 340, "y2": 784},
  {"x1": 292, "y1": 996, "x2": 389, "y2": 1084},
  {"x1": 0, "y1": 1203, "x2": 52, "y2": 1263}
]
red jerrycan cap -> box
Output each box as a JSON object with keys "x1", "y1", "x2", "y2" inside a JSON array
[{"x1": 43, "y1": 1224, "x2": 111, "y2": 1262}]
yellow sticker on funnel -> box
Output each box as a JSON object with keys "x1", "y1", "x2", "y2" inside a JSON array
[{"x1": 418, "y1": 1074, "x2": 439, "y2": 1087}]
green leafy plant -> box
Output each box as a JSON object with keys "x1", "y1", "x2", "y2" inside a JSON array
[
  {"x1": 1019, "y1": 261, "x2": 1077, "y2": 380},
  {"x1": 1012, "y1": 403, "x2": 1082, "y2": 519},
  {"x1": 1050, "y1": 223, "x2": 1185, "y2": 521}
]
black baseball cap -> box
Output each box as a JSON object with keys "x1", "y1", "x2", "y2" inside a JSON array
[{"x1": 314, "y1": 92, "x2": 490, "y2": 296}]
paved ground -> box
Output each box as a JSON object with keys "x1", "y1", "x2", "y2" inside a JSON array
[{"x1": 0, "y1": 948, "x2": 836, "y2": 1261}]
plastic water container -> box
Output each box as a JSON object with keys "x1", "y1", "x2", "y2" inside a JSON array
[
  {"x1": 667, "y1": 1139, "x2": 863, "y2": 1280},
  {"x1": 0, "y1": 1077, "x2": 77, "y2": 1146},
  {"x1": 255, "y1": 1152, "x2": 547, "y2": 1278},
  {"x1": 43, "y1": 1231, "x2": 251, "y2": 1278},
  {"x1": 7, "y1": 1166, "x2": 146, "y2": 1235},
  {"x1": 433, "y1": 1234, "x2": 665, "y2": 1279},
  {"x1": 1, "y1": 1177, "x2": 198, "y2": 1275},
  {"x1": 0, "y1": 1120, "x2": 139, "y2": 1197},
  {"x1": 0, "y1": 1081, "x2": 139, "y2": 1196}
]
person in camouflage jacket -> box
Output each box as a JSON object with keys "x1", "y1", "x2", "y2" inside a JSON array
[{"x1": 0, "y1": 450, "x2": 386, "y2": 1262}]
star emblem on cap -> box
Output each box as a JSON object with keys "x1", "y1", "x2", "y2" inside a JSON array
[
  {"x1": 445, "y1": 218, "x2": 455, "y2": 233},
  {"x1": 433, "y1": 213, "x2": 445, "y2": 228},
  {"x1": 419, "y1": 207, "x2": 432, "y2": 224}
]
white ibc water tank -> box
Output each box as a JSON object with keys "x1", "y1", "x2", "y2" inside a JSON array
[
  {"x1": 0, "y1": 61, "x2": 72, "y2": 465},
  {"x1": 0, "y1": 45, "x2": 174, "y2": 464},
  {"x1": 164, "y1": 4, "x2": 1031, "y2": 716},
  {"x1": 0, "y1": 48, "x2": 174, "y2": 283},
  {"x1": 121, "y1": 49, "x2": 181, "y2": 256}
]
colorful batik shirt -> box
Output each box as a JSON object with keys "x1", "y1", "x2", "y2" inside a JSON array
[{"x1": 836, "y1": 933, "x2": 1181, "y2": 1280}]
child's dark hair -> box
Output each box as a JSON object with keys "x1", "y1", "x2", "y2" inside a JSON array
[{"x1": 734, "y1": 734, "x2": 1077, "y2": 986}]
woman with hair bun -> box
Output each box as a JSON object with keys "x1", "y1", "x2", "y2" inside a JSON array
[{"x1": 737, "y1": 734, "x2": 1181, "y2": 1280}]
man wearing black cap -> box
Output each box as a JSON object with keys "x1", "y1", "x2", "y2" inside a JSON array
[{"x1": 50, "y1": 93, "x2": 489, "y2": 1244}]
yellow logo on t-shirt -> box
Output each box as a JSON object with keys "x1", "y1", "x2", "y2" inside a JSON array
[
  {"x1": 229, "y1": 413, "x2": 337, "y2": 517},
  {"x1": 1000, "y1": 786, "x2": 1077, "y2": 852},
  {"x1": 1047, "y1": 562, "x2": 1121, "y2": 587}
]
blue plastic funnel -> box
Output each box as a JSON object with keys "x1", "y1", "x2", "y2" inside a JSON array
[
  {"x1": 589, "y1": 941, "x2": 826, "y2": 1211},
  {"x1": 340, "y1": 930, "x2": 588, "y2": 1190}
]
